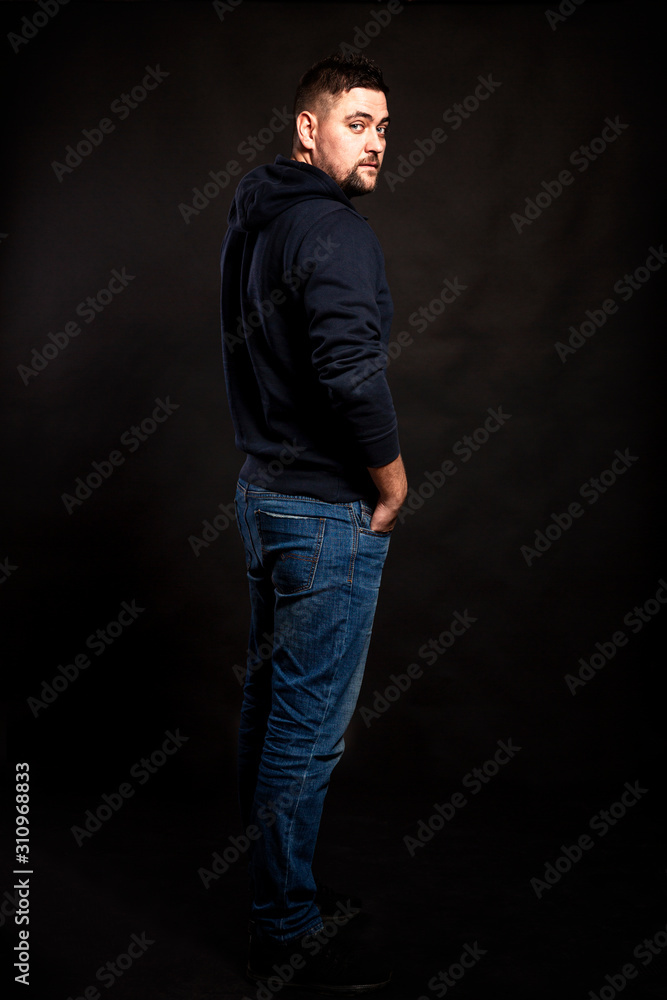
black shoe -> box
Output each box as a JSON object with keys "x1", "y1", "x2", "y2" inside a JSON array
[
  {"x1": 247, "y1": 924, "x2": 392, "y2": 995},
  {"x1": 315, "y1": 881, "x2": 363, "y2": 921}
]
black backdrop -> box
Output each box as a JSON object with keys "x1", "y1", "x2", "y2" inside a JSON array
[{"x1": 2, "y1": 2, "x2": 665, "y2": 997}]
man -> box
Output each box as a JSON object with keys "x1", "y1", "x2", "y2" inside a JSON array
[{"x1": 220, "y1": 53, "x2": 407, "y2": 993}]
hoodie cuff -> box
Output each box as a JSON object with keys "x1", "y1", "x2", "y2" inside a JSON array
[{"x1": 362, "y1": 427, "x2": 401, "y2": 469}]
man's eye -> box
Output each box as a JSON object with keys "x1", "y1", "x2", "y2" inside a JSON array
[{"x1": 349, "y1": 122, "x2": 388, "y2": 136}]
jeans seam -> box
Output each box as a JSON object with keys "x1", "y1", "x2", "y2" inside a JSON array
[
  {"x1": 347, "y1": 503, "x2": 359, "y2": 585},
  {"x1": 237, "y1": 493, "x2": 262, "y2": 571},
  {"x1": 244, "y1": 490, "x2": 348, "y2": 503},
  {"x1": 280, "y1": 537, "x2": 355, "y2": 936},
  {"x1": 241, "y1": 484, "x2": 361, "y2": 510}
]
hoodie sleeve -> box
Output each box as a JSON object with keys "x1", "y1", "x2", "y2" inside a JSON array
[{"x1": 298, "y1": 209, "x2": 400, "y2": 468}]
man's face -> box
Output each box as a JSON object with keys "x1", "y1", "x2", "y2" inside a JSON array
[{"x1": 308, "y1": 87, "x2": 389, "y2": 198}]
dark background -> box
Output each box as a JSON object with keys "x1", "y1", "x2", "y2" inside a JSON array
[{"x1": 2, "y1": 2, "x2": 665, "y2": 997}]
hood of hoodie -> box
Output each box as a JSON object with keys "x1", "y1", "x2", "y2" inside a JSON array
[{"x1": 227, "y1": 154, "x2": 367, "y2": 233}]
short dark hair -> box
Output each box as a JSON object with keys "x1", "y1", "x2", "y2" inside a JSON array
[{"x1": 292, "y1": 53, "x2": 389, "y2": 145}]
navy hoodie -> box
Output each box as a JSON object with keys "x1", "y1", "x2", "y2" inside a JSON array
[{"x1": 220, "y1": 153, "x2": 400, "y2": 502}]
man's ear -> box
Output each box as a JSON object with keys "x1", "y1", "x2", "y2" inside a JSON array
[{"x1": 295, "y1": 110, "x2": 317, "y2": 151}]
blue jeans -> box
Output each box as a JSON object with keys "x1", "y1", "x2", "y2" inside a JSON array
[{"x1": 233, "y1": 478, "x2": 392, "y2": 943}]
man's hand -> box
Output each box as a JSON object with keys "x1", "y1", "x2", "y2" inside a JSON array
[{"x1": 367, "y1": 454, "x2": 408, "y2": 532}]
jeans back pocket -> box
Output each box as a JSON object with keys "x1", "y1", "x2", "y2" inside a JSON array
[{"x1": 255, "y1": 509, "x2": 326, "y2": 595}]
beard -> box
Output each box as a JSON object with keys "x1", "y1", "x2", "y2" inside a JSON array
[{"x1": 318, "y1": 154, "x2": 379, "y2": 198}]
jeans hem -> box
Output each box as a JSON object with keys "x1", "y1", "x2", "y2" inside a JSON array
[{"x1": 254, "y1": 916, "x2": 325, "y2": 947}]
